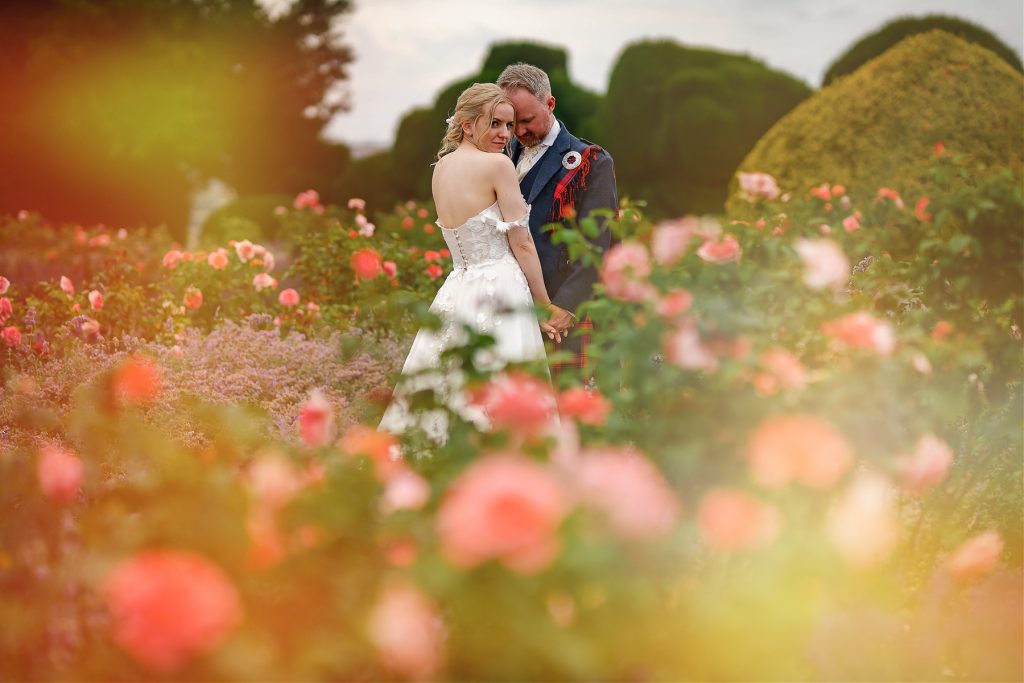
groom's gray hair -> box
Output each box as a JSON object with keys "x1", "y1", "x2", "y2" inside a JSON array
[{"x1": 497, "y1": 63, "x2": 552, "y2": 102}]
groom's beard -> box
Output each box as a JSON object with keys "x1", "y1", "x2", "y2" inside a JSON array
[{"x1": 517, "y1": 118, "x2": 553, "y2": 147}]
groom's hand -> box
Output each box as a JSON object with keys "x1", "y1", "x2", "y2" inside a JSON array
[{"x1": 547, "y1": 304, "x2": 575, "y2": 342}]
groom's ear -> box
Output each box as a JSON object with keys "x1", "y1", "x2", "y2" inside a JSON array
[{"x1": 546, "y1": 95, "x2": 556, "y2": 113}]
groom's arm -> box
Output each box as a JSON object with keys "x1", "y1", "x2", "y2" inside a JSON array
[{"x1": 550, "y1": 152, "x2": 617, "y2": 316}]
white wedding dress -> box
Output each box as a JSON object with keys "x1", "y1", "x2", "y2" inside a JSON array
[{"x1": 378, "y1": 200, "x2": 547, "y2": 444}]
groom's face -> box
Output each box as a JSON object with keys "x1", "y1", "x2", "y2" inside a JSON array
[{"x1": 506, "y1": 87, "x2": 555, "y2": 147}]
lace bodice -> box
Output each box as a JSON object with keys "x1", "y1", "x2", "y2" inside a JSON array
[{"x1": 437, "y1": 201, "x2": 530, "y2": 269}]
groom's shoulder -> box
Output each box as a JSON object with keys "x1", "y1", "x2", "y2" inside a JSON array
[{"x1": 574, "y1": 136, "x2": 614, "y2": 166}]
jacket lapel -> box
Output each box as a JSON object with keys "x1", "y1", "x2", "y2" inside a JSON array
[{"x1": 526, "y1": 123, "x2": 572, "y2": 204}]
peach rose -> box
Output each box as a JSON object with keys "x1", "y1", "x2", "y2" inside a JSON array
[
  {"x1": 748, "y1": 414, "x2": 854, "y2": 490},
  {"x1": 368, "y1": 581, "x2": 444, "y2": 680},
  {"x1": 112, "y1": 357, "x2": 163, "y2": 404},
  {"x1": 651, "y1": 219, "x2": 695, "y2": 266},
  {"x1": 102, "y1": 550, "x2": 243, "y2": 672},
  {"x1": 557, "y1": 387, "x2": 611, "y2": 426},
  {"x1": 825, "y1": 471, "x2": 898, "y2": 568},
  {"x1": 352, "y1": 248, "x2": 384, "y2": 280},
  {"x1": 875, "y1": 187, "x2": 904, "y2": 208},
  {"x1": 821, "y1": 312, "x2": 896, "y2": 356},
  {"x1": 600, "y1": 241, "x2": 655, "y2": 302},
  {"x1": 0, "y1": 276, "x2": 8, "y2": 295},
  {"x1": 841, "y1": 214, "x2": 860, "y2": 232},
  {"x1": 183, "y1": 286, "x2": 203, "y2": 310},
  {"x1": 88, "y1": 289, "x2": 104, "y2": 310},
  {"x1": 347, "y1": 197, "x2": 366, "y2": 211},
  {"x1": 473, "y1": 372, "x2": 557, "y2": 437},
  {"x1": 759, "y1": 348, "x2": 808, "y2": 392},
  {"x1": 425, "y1": 264, "x2": 443, "y2": 280},
  {"x1": 437, "y1": 454, "x2": 569, "y2": 573},
  {"x1": 737, "y1": 172, "x2": 781, "y2": 202},
  {"x1": 293, "y1": 189, "x2": 321, "y2": 210},
  {"x1": 656, "y1": 289, "x2": 693, "y2": 319},
  {"x1": 698, "y1": 487, "x2": 780, "y2": 552},
  {"x1": 380, "y1": 468, "x2": 431, "y2": 514},
  {"x1": 60, "y1": 275, "x2": 75, "y2": 296},
  {"x1": 247, "y1": 453, "x2": 305, "y2": 510},
  {"x1": 234, "y1": 239, "x2": 256, "y2": 263},
  {"x1": 207, "y1": 249, "x2": 229, "y2": 270},
  {"x1": 945, "y1": 530, "x2": 1003, "y2": 582},
  {"x1": 696, "y1": 235, "x2": 741, "y2": 263},
  {"x1": 162, "y1": 249, "x2": 183, "y2": 269},
  {"x1": 663, "y1": 319, "x2": 717, "y2": 372},
  {"x1": 252, "y1": 272, "x2": 278, "y2": 291},
  {"x1": 794, "y1": 238, "x2": 850, "y2": 290},
  {"x1": 574, "y1": 447, "x2": 682, "y2": 541},
  {"x1": 914, "y1": 197, "x2": 932, "y2": 222},
  {"x1": 37, "y1": 444, "x2": 84, "y2": 504},
  {"x1": 810, "y1": 183, "x2": 832, "y2": 201},
  {"x1": 898, "y1": 434, "x2": 953, "y2": 493},
  {"x1": 340, "y1": 424, "x2": 401, "y2": 480},
  {"x1": 383, "y1": 261, "x2": 398, "y2": 279}
]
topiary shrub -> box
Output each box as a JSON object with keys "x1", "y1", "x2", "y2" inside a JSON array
[
  {"x1": 597, "y1": 39, "x2": 811, "y2": 217},
  {"x1": 823, "y1": 14, "x2": 1023, "y2": 86},
  {"x1": 729, "y1": 30, "x2": 1024, "y2": 216},
  {"x1": 199, "y1": 194, "x2": 292, "y2": 248}
]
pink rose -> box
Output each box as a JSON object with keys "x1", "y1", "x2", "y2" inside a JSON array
[
  {"x1": 0, "y1": 276, "x2": 9, "y2": 294},
  {"x1": 261, "y1": 251, "x2": 275, "y2": 271},
  {"x1": 600, "y1": 241, "x2": 654, "y2": 302},
  {"x1": 207, "y1": 250, "x2": 229, "y2": 270},
  {"x1": 425, "y1": 264, "x2": 443, "y2": 281},
  {"x1": 822, "y1": 312, "x2": 896, "y2": 355},
  {"x1": 368, "y1": 581, "x2": 444, "y2": 679},
  {"x1": 347, "y1": 197, "x2": 366, "y2": 211},
  {"x1": 898, "y1": 434, "x2": 953, "y2": 493},
  {"x1": 278, "y1": 288, "x2": 300, "y2": 307},
  {"x1": 297, "y1": 389, "x2": 335, "y2": 447},
  {"x1": 841, "y1": 214, "x2": 860, "y2": 232},
  {"x1": 88, "y1": 290, "x2": 103, "y2": 310},
  {"x1": 758, "y1": 348, "x2": 808, "y2": 392},
  {"x1": 810, "y1": 183, "x2": 832, "y2": 201},
  {"x1": 340, "y1": 425, "x2": 401, "y2": 481},
  {"x1": 102, "y1": 550, "x2": 243, "y2": 672},
  {"x1": 112, "y1": 357, "x2": 163, "y2": 404},
  {"x1": 574, "y1": 447, "x2": 681, "y2": 540},
  {"x1": 748, "y1": 414, "x2": 854, "y2": 490},
  {"x1": 696, "y1": 235, "x2": 741, "y2": 263},
  {"x1": 293, "y1": 189, "x2": 321, "y2": 210},
  {"x1": 234, "y1": 239, "x2": 256, "y2": 263},
  {"x1": 663, "y1": 319, "x2": 717, "y2": 372},
  {"x1": 37, "y1": 444, "x2": 83, "y2": 503},
  {"x1": 380, "y1": 468, "x2": 431, "y2": 514},
  {"x1": 914, "y1": 197, "x2": 932, "y2": 222},
  {"x1": 793, "y1": 238, "x2": 850, "y2": 290},
  {"x1": 831, "y1": 184, "x2": 846, "y2": 197},
  {"x1": 473, "y1": 372, "x2": 557, "y2": 437},
  {"x1": 651, "y1": 219, "x2": 695, "y2": 266},
  {"x1": 737, "y1": 172, "x2": 781, "y2": 202},
  {"x1": 945, "y1": 530, "x2": 1003, "y2": 581},
  {"x1": 437, "y1": 454, "x2": 569, "y2": 573},
  {"x1": 183, "y1": 287, "x2": 203, "y2": 310},
  {"x1": 162, "y1": 249, "x2": 183, "y2": 269},
  {"x1": 557, "y1": 387, "x2": 611, "y2": 426},
  {"x1": 247, "y1": 453, "x2": 304, "y2": 510},
  {"x1": 0, "y1": 297, "x2": 11, "y2": 323},
  {"x1": 383, "y1": 261, "x2": 398, "y2": 279},
  {"x1": 60, "y1": 275, "x2": 75, "y2": 296},
  {"x1": 698, "y1": 488, "x2": 780, "y2": 552},
  {"x1": 2, "y1": 326, "x2": 22, "y2": 347},
  {"x1": 875, "y1": 187, "x2": 904, "y2": 208},
  {"x1": 656, "y1": 289, "x2": 693, "y2": 319},
  {"x1": 826, "y1": 471, "x2": 898, "y2": 568},
  {"x1": 252, "y1": 273, "x2": 278, "y2": 291}
]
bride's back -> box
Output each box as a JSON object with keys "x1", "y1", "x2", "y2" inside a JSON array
[{"x1": 432, "y1": 148, "x2": 501, "y2": 229}]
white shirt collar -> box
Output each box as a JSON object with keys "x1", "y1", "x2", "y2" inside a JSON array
[{"x1": 540, "y1": 118, "x2": 560, "y2": 148}]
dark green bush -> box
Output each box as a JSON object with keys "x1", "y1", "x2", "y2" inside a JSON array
[
  {"x1": 823, "y1": 14, "x2": 1024, "y2": 86},
  {"x1": 199, "y1": 194, "x2": 292, "y2": 247}
]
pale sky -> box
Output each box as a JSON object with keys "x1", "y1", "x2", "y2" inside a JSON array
[{"x1": 316, "y1": 0, "x2": 1023, "y2": 146}]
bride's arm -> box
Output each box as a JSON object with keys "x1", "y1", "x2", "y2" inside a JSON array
[{"x1": 490, "y1": 156, "x2": 551, "y2": 305}]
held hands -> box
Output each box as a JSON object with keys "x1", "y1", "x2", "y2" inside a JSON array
[{"x1": 539, "y1": 302, "x2": 574, "y2": 343}]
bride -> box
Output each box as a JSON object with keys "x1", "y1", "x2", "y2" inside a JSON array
[{"x1": 378, "y1": 83, "x2": 558, "y2": 444}]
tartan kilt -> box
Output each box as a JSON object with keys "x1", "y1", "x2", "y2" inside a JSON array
[{"x1": 547, "y1": 316, "x2": 593, "y2": 386}]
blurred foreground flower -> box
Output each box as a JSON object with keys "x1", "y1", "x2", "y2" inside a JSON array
[
  {"x1": 368, "y1": 580, "x2": 444, "y2": 680},
  {"x1": 352, "y1": 248, "x2": 384, "y2": 280},
  {"x1": 825, "y1": 471, "x2": 898, "y2": 568},
  {"x1": 298, "y1": 389, "x2": 335, "y2": 447},
  {"x1": 748, "y1": 414, "x2": 853, "y2": 490},
  {"x1": 737, "y1": 172, "x2": 781, "y2": 202},
  {"x1": 37, "y1": 444, "x2": 83, "y2": 504},
  {"x1": 945, "y1": 530, "x2": 1004, "y2": 582},
  {"x1": 698, "y1": 487, "x2": 780, "y2": 552},
  {"x1": 112, "y1": 357, "x2": 163, "y2": 404},
  {"x1": 600, "y1": 241, "x2": 654, "y2": 302},
  {"x1": 473, "y1": 372, "x2": 557, "y2": 437},
  {"x1": 822, "y1": 312, "x2": 896, "y2": 356},
  {"x1": 793, "y1": 238, "x2": 850, "y2": 290},
  {"x1": 437, "y1": 454, "x2": 568, "y2": 574},
  {"x1": 102, "y1": 550, "x2": 243, "y2": 673},
  {"x1": 898, "y1": 434, "x2": 953, "y2": 493}
]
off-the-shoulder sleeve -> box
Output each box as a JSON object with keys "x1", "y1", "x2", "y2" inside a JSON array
[{"x1": 491, "y1": 204, "x2": 531, "y2": 234}]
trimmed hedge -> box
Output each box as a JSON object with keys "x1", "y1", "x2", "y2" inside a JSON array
[
  {"x1": 824, "y1": 14, "x2": 1023, "y2": 86},
  {"x1": 730, "y1": 30, "x2": 1024, "y2": 215}
]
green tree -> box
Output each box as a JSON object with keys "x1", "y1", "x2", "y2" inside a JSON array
[
  {"x1": 823, "y1": 14, "x2": 1023, "y2": 86},
  {"x1": 0, "y1": 0, "x2": 354, "y2": 239},
  {"x1": 597, "y1": 40, "x2": 810, "y2": 216}
]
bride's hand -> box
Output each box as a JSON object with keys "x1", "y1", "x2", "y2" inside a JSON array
[{"x1": 540, "y1": 321, "x2": 563, "y2": 343}]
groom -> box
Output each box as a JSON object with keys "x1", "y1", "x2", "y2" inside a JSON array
[{"x1": 497, "y1": 63, "x2": 617, "y2": 381}]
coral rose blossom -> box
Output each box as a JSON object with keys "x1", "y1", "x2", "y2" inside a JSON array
[
  {"x1": 698, "y1": 488, "x2": 780, "y2": 552},
  {"x1": 825, "y1": 471, "x2": 898, "y2": 568},
  {"x1": 112, "y1": 357, "x2": 163, "y2": 404},
  {"x1": 0, "y1": 276, "x2": 8, "y2": 295},
  {"x1": 278, "y1": 288, "x2": 300, "y2": 307},
  {"x1": 945, "y1": 530, "x2": 1003, "y2": 582},
  {"x1": 60, "y1": 275, "x2": 75, "y2": 296},
  {"x1": 821, "y1": 312, "x2": 896, "y2": 355},
  {"x1": 162, "y1": 249, "x2": 183, "y2": 269},
  {"x1": 425, "y1": 264, "x2": 444, "y2": 280},
  {"x1": 663, "y1": 320, "x2": 717, "y2": 372},
  {"x1": 293, "y1": 189, "x2": 321, "y2": 210},
  {"x1": 1, "y1": 326, "x2": 19, "y2": 347},
  {"x1": 368, "y1": 581, "x2": 444, "y2": 680},
  {"x1": 759, "y1": 348, "x2": 808, "y2": 392},
  {"x1": 656, "y1": 289, "x2": 693, "y2": 319},
  {"x1": 37, "y1": 444, "x2": 84, "y2": 503},
  {"x1": 914, "y1": 197, "x2": 932, "y2": 222},
  {"x1": 0, "y1": 297, "x2": 11, "y2": 324},
  {"x1": 651, "y1": 219, "x2": 695, "y2": 266},
  {"x1": 437, "y1": 454, "x2": 569, "y2": 573},
  {"x1": 383, "y1": 261, "x2": 398, "y2": 279},
  {"x1": 102, "y1": 550, "x2": 243, "y2": 672},
  {"x1": 298, "y1": 389, "x2": 335, "y2": 447},
  {"x1": 380, "y1": 468, "x2": 431, "y2": 514},
  {"x1": 697, "y1": 235, "x2": 741, "y2": 263},
  {"x1": 207, "y1": 249, "x2": 229, "y2": 270},
  {"x1": 793, "y1": 238, "x2": 850, "y2": 290},
  {"x1": 557, "y1": 387, "x2": 611, "y2": 426},
  {"x1": 88, "y1": 290, "x2": 104, "y2": 310},
  {"x1": 252, "y1": 273, "x2": 277, "y2": 291},
  {"x1": 600, "y1": 241, "x2": 654, "y2": 302},
  {"x1": 748, "y1": 414, "x2": 854, "y2": 490},
  {"x1": 182, "y1": 287, "x2": 203, "y2": 310},
  {"x1": 574, "y1": 447, "x2": 681, "y2": 540},
  {"x1": 340, "y1": 425, "x2": 401, "y2": 480},
  {"x1": 474, "y1": 372, "x2": 557, "y2": 437},
  {"x1": 234, "y1": 239, "x2": 256, "y2": 262},
  {"x1": 352, "y1": 249, "x2": 384, "y2": 280},
  {"x1": 347, "y1": 197, "x2": 366, "y2": 211},
  {"x1": 898, "y1": 434, "x2": 953, "y2": 493}
]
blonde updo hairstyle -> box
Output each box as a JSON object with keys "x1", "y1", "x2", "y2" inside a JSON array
[{"x1": 437, "y1": 83, "x2": 514, "y2": 159}]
